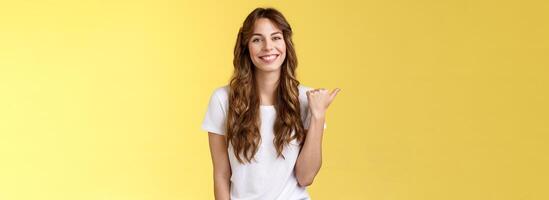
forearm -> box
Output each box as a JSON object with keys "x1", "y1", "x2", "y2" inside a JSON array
[
  {"x1": 295, "y1": 115, "x2": 325, "y2": 187},
  {"x1": 213, "y1": 173, "x2": 231, "y2": 200}
]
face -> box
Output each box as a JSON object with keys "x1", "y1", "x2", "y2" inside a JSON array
[{"x1": 248, "y1": 18, "x2": 286, "y2": 73}]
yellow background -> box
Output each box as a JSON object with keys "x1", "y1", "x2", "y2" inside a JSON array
[{"x1": 1, "y1": 0, "x2": 548, "y2": 199}]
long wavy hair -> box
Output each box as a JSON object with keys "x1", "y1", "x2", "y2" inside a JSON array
[{"x1": 227, "y1": 7, "x2": 305, "y2": 164}]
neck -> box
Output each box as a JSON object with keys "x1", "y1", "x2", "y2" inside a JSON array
[{"x1": 255, "y1": 69, "x2": 280, "y2": 106}]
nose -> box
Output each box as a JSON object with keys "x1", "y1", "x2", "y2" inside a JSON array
[{"x1": 263, "y1": 39, "x2": 274, "y2": 51}]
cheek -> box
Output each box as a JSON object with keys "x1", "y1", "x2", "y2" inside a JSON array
[
  {"x1": 248, "y1": 44, "x2": 260, "y2": 58},
  {"x1": 278, "y1": 42, "x2": 287, "y2": 55}
]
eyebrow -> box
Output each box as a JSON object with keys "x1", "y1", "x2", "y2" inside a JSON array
[{"x1": 252, "y1": 32, "x2": 282, "y2": 37}]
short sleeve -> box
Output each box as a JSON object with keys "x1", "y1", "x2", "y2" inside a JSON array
[{"x1": 201, "y1": 89, "x2": 227, "y2": 135}]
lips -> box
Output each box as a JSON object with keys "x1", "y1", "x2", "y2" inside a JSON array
[{"x1": 259, "y1": 54, "x2": 279, "y2": 63}]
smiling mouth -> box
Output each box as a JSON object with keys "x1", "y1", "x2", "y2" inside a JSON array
[{"x1": 259, "y1": 54, "x2": 279, "y2": 62}]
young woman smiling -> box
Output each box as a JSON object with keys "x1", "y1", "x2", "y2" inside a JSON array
[{"x1": 201, "y1": 7, "x2": 340, "y2": 200}]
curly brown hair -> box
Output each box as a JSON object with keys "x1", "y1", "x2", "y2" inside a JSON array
[{"x1": 226, "y1": 7, "x2": 305, "y2": 164}]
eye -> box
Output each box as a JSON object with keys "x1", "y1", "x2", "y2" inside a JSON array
[
  {"x1": 273, "y1": 36, "x2": 282, "y2": 40},
  {"x1": 252, "y1": 38, "x2": 261, "y2": 43}
]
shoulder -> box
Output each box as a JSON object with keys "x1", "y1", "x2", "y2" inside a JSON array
[
  {"x1": 298, "y1": 84, "x2": 313, "y2": 103},
  {"x1": 211, "y1": 85, "x2": 229, "y2": 100},
  {"x1": 202, "y1": 85, "x2": 230, "y2": 135},
  {"x1": 297, "y1": 84, "x2": 314, "y2": 126},
  {"x1": 298, "y1": 84, "x2": 313, "y2": 93},
  {"x1": 297, "y1": 84, "x2": 314, "y2": 113},
  {"x1": 207, "y1": 85, "x2": 230, "y2": 110}
]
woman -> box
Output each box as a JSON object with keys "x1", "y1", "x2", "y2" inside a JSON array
[{"x1": 201, "y1": 7, "x2": 340, "y2": 200}]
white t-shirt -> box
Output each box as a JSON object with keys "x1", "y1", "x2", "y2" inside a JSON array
[{"x1": 201, "y1": 85, "x2": 325, "y2": 200}]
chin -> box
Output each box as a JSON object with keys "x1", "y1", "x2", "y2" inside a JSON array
[{"x1": 256, "y1": 64, "x2": 282, "y2": 72}]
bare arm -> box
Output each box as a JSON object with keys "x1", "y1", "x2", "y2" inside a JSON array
[
  {"x1": 208, "y1": 132, "x2": 231, "y2": 200},
  {"x1": 295, "y1": 115, "x2": 325, "y2": 187},
  {"x1": 295, "y1": 88, "x2": 340, "y2": 187}
]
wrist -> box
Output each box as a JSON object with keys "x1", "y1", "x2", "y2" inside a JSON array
[{"x1": 311, "y1": 113, "x2": 326, "y2": 121}]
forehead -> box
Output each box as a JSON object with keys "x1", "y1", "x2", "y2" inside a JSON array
[{"x1": 252, "y1": 18, "x2": 282, "y2": 35}]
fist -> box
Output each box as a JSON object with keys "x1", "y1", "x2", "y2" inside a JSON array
[{"x1": 306, "y1": 88, "x2": 340, "y2": 119}]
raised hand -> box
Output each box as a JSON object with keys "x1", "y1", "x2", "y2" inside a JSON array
[{"x1": 306, "y1": 88, "x2": 340, "y2": 119}]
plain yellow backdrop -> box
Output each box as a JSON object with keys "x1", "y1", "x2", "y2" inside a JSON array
[{"x1": 1, "y1": 0, "x2": 548, "y2": 199}]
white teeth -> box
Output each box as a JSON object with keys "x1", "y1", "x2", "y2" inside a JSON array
[{"x1": 260, "y1": 55, "x2": 277, "y2": 62}]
